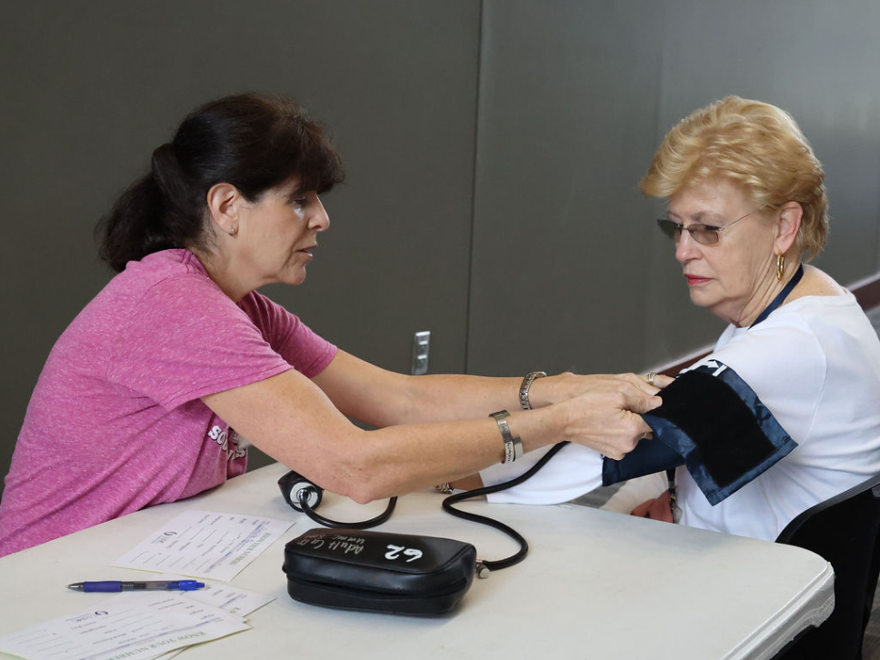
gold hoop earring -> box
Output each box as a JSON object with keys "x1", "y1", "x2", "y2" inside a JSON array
[{"x1": 776, "y1": 254, "x2": 785, "y2": 281}]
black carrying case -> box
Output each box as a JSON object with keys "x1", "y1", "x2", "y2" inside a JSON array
[{"x1": 282, "y1": 527, "x2": 476, "y2": 615}]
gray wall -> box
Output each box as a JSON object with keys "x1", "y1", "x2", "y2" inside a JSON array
[
  {"x1": 3, "y1": 1, "x2": 880, "y2": 496},
  {"x1": 469, "y1": 0, "x2": 880, "y2": 377},
  {"x1": 1, "y1": 0, "x2": 482, "y2": 481}
]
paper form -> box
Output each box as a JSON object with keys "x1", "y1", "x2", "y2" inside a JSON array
[
  {"x1": 0, "y1": 592, "x2": 250, "y2": 660},
  {"x1": 183, "y1": 583, "x2": 274, "y2": 617},
  {"x1": 111, "y1": 510, "x2": 294, "y2": 581},
  {"x1": 138, "y1": 573, "x2": 276, "y2": 618},
  {"x1": 152, "y1": 582, "x2": 275, "y2": 660}
]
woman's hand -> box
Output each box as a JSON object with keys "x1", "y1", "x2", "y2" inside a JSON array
[
  {"x1": 548, "y1": 384, "x2": 662, "y2": 460},
  {"x1": 529, "y1": 371, "x2": 673, "y2": 409},
  {"x1": 630, "y1": 492, "x2": 674, "y2": 523}
]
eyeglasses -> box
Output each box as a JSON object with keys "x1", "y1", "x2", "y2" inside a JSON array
[{"x1": 656, "y1": 209, "x2": 760, "y2": 246}]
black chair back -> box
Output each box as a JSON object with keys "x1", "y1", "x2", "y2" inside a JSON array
[{"x1": 774, "y1": 473, "x2": 880, "y2": 659}]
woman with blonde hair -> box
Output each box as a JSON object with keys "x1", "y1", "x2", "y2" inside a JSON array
[{"x1": 476, "y1": 96, "x2": 880, "y2": 545}]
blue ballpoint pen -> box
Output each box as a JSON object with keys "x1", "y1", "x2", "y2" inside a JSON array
[{"x1": 67, "y1": 580, "x2": 205, "y2": 592}]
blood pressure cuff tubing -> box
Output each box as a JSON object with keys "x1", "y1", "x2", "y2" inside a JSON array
[{"x1": 602, "y1": 361, "x2": 797, "y2": 505}]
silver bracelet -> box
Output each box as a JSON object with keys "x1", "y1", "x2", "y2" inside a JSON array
[
  {"x1": 519, "y1": 371, "x2": 547, "y2": 410},
  {"x1": 490, "y1": 410, "x2": 522, "y2": 464}
]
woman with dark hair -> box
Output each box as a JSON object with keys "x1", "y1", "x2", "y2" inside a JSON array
[{"x1": 0, "y1": 93, "x2": 661, "y2": 557}]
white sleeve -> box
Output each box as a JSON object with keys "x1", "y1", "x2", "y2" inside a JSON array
[
  {"x1": 479, "y1": 443, "x2": 604, "y2": 504},
  {"x1": 695, "y1": 317, "x2": 825, "y2": 443}
]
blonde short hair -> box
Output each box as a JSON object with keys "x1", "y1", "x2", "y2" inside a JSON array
[{"x1": 640, "y1": 96, "x2": 828, "y2": 260}]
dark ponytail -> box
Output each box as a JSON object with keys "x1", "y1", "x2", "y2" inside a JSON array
[{"x1": 97, "y1": 93, "x2": 345, "y2": 273}]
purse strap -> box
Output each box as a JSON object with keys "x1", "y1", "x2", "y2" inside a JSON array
[{"x1": 441, "y1": 441, "x2": 570, "y2": 575}]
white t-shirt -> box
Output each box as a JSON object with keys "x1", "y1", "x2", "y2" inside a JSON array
[{"x1": 480, "y1": 292, "x2": 880, "y2": 542}]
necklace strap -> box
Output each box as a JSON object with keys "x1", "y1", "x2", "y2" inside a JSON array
[{"x1": 751, "y1": 263, "x2": 804, "y2": 328}]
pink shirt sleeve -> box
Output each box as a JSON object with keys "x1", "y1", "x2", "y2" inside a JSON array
[
  {"x1": 239, "y1": 291, "x2": 337, "y2": 378},
  {"x1": 107, "y1": 275, "x2": 336, "y2": 410}
]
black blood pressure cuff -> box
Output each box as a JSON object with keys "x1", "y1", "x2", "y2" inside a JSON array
[{"x1": 602, "y1": 361, "x2": 797, "y2": 505}]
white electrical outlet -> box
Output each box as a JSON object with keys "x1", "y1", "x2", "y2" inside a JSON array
[{"x1": 412, "y1": 331, "x2": 431, "y2": 375}]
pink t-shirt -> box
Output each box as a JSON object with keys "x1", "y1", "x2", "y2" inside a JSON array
[{"x1": 0, "y1": 249, "x2": 336, "y2": 556}]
